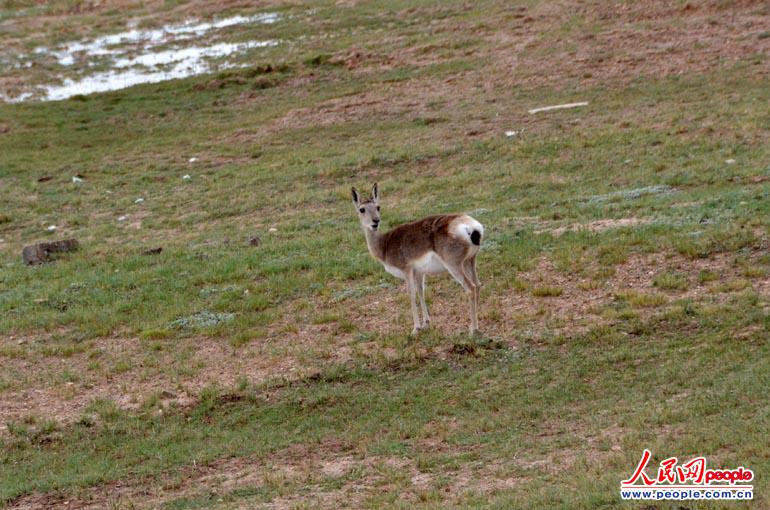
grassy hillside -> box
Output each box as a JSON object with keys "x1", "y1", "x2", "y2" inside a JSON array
[{"x1": 1, "y1": 0, "x2": 769, "y2": 508}]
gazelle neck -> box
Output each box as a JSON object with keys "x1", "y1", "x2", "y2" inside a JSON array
[{"x1": 363, "y1": 227, "x2": 384, "y2": 261}]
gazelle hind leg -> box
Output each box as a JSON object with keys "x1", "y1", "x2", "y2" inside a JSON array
[
  {"x1": 468, "y1": 285, "x2": 478, "y2": 335},
  {"x1": 405, "y1": 269, "x2": 421, "y2": 336},
  {"x1": 464, "y1": 255, "x2": 480, "y2": 287},
  {"x1": 417, "y1": 273, "x2": 430, "y2": 328},
  {"x1": 444, "y1": 261, "x2": 478, "y2": 335},
  {"x1": 463, "y1": 256, "x2": 480, "y2": 332}
]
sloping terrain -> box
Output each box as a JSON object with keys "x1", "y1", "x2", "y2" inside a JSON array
[{"x1": 1, "y1": 0, "x2": 769, "y2": 508}]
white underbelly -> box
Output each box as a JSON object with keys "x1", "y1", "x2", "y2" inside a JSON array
[
  {"x1": 383, "y1": 262, "x2": 405, "y2": 279},
  {"x1": 413, "y1": 251, "x2": 446, "y2": 274},
  {"x1": 381, "y1": 252, "x2": 446, "y2": 279}
]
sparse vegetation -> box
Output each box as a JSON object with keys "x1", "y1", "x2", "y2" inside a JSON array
[
  {"x1": 531, "y1": 286, "x2": 564, "y2": 297},
  {"x1": 653, "y1": 271, "x2": 689, "y2": 291},
  {"x1": 616, "y1": 291, "x2": 668, "y2": 308}
]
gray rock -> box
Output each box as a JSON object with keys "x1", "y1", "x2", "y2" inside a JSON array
[{"x1": 22, "y1": 239, "x2": 79, "y2": 265}]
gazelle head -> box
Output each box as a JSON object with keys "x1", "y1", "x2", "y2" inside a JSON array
[{"x1": 351, "y1": 183, "x2": 381, "y2": 232}]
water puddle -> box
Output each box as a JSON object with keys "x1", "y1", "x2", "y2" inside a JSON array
[{"x1": 1, "y1": 12, "x2": 281, "y2": 102}]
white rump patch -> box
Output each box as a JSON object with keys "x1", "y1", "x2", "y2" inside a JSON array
[{"x1": 450, "y1": 215, "x2": 484, "y2": 245}]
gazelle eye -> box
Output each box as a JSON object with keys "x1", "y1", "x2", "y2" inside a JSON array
[
  {"x1": 359, "y1": 208, "x2": 365, "y2": 213},
  {"x1": 376, "y1": 206, "x2": 380, "y2": 211}
]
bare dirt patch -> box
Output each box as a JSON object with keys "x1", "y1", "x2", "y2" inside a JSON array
[
  {"x1": 8, "y1": 441, "x2": 527, "y2": 509},
  {"x1": 305, "y1": 244, "x2": 770, "y2": 357},
  {"x1": 0, "y1": 334, "x2": 303, "y2": 434},
  {"x1": 538, "y1": 217, "x2": 651, "y2": 236},
  {"x1": 252, "y1": 81, "x2": 445, "y2": 136},
  {"x1": 212, "y1": 0, "x2": 770, "y2": 148},
  {"x1": 483, "y1": 0, "x2": 770, "y2": 89},
  {"x1": 494, "y1": 248, "x2": 769, "y2": 342}
]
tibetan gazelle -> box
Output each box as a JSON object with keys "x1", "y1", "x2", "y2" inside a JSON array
[{"x1": 352, "y1": 183, "x2": 484, "y2": 336}]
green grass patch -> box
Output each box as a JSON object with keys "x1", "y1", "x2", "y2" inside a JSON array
[{"x1": 1, "y1": 0, "x2": 770, "y2": 507}]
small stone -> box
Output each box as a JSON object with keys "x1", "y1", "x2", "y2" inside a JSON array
[
  {"x1": 504, "y1": 130, "x2": 518, "y2": 137},
  {"x1": 134, "y1": 198, "x2": 144, "y2": 204},
  {"x1": 182, "y1": 174, "x2": 191, "y2": 180},
  {"x1": 46, "y1": 225, "x2": 57, "y2": 231},
  {"x1": 160, "y1": 390, "x2": 177, "y2": 399},
  {"x1": 188, "y1": 157, "x2": 198, "y2": 163},
  {"x1": 118, "y1": 216, "x2": 127, "y2": 222},
  {"x1": 726, "y1": 159, "x2": 736, "y2": 164},
  {"x1": 268, "y1": 227, "x2": 277, "y2": 233},
  {"x1": 72, "y1": 176, "x2": 84, "y2": 183},
  {"x1": 249, "y1": 235, "x2": 262, "y2": 246},
  {"x1": 142, "y1": 247, "x2": 162, "y2": 255}
]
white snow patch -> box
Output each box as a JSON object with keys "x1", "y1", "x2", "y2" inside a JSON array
[
  {"x1": 2, "y1": 12, "x2": 282, "y2": 102},
  {"x1": 39, "y1": 40, "x2": 278, "y2": 101},
  {"x1": 37, "y1": 13, "x2": 280, "y2": 67}
]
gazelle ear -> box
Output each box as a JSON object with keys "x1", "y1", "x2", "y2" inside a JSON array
[
  {"x1": 351, "y1": 187, "x2": 360, "y2": 205},
  {"x1": 371, "y1": 182, "x2": 379, "y2": 203}
]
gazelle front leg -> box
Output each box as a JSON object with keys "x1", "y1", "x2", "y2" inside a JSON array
[
  {"x1": 417, "y1": 273, "x2": 430, "y2": 328},
  {"x1": 405, "y1": 269, "x2": 421, "y2": 336}
]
